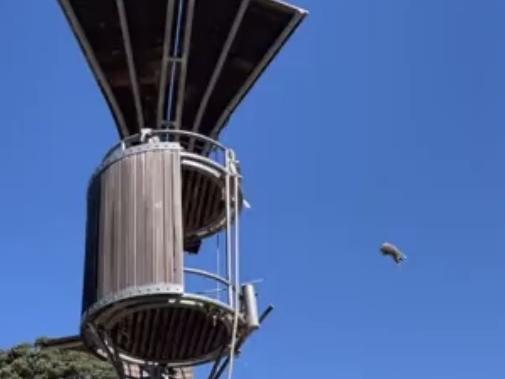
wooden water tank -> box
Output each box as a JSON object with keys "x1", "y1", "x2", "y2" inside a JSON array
[
  {"x1": 81, "y1": 141, "x2": 236, "y2": 366},
  {"x1": 82, "y1": 142, "x2": 185, "y2": 314}
]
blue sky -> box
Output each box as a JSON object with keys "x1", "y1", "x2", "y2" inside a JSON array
[{"x1": 1, "y1": 0, "x2": 505, "y2": 378}]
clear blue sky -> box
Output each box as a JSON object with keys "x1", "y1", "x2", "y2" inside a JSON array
[{"x1": 1, "y1": 0, "x2": 505, "y2": 378}]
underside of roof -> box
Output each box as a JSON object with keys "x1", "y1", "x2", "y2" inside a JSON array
[{"x1": 59, "y1": 0, "x2": 307, "y2": 140}]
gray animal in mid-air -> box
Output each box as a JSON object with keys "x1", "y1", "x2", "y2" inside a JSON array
[{"x1": 380, "y1": 242, "x2": 406, "y2": 264}]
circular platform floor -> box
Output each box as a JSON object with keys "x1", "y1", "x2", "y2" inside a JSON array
[{"x1": 82, "y1": 287, "x2": 245, "y2": 367}]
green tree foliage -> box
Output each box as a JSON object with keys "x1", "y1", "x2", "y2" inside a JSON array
[{"x1": 0, "y1": 340, "x2": 117, "y2": 379}]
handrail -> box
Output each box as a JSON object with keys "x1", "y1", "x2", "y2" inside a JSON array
[
  {"x1": 104, "y1": 129, "x2": 229, "y2": 161},
  {"x1": 155, "y1": 128, "x2": 228, "y2": 151},
  {"x1": 184, "y1": 267, "x2": 231, "y2": 287}
]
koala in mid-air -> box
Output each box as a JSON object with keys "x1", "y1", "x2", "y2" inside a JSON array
[{"x1": 380, "y1": 242, "x2": 406, "y2": 264}]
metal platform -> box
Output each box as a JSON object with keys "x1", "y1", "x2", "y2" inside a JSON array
[{"x1": 82, "y1": 289, "x2": 243, "y2": 367}]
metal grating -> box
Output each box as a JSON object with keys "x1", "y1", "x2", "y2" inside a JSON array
[
  {"x1": 110, "y1": 306, "x2": 230, "y2": 363},
  {"x1": 83, "y1": 294, "x2": 239, "y2": 366},
  {"x1": 58, "y1": 0, "x2": 307, "y2": 139}
]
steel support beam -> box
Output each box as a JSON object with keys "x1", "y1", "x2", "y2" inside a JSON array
[
  {"x1": 190, "y1": 0, "x2": 250, "y2": 150},
  {"x1": 116, "y1": 0, "x2": 145, "y2": 130}
]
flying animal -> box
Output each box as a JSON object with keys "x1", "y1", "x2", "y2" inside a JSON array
[{"x1": 380, "y1": 242, "x2": 406, "y2": 264}]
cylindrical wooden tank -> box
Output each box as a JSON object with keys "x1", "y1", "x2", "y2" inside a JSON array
[
  {"x1": 81, "y1": 140, "x2": 239, "y2": 367},
  {"x1": 82, "y1": 142, "x2": 185, "y2": 313}
]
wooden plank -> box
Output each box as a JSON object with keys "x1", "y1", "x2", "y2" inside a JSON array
[
  {"x1": 171, "y1": 149, "x2": 184, "y2": 284},
  {"x1": 163, "y1": 151, "x2": 174, "y2": 283}
]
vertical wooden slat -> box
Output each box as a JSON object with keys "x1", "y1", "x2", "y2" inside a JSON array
[
  {"x1": 153, "y1": 152, "x2": 164, "y2": 283},
  {"x1": 132, "y1": 155, "x2": 138, "y2": 287},
  {"x1": 135, "y1": 153, "x2": 145, "y2": 286},
  {"x1": 112, "y1": 162, "x2": 121, "y2": 294},
  {"x1": 125, "y1": 157, "x2": 134, "y2": 288},
  {"x1": 118, "y1": 160, "x2": 126, "y2": 291},
  {"x1": 144, "y1": 153, "x2": 152, "y2": 286},
  {"x1": 163, "y1": 151, "x2": 173, "y2": 284},
  {"x1": 172, "y1": 148, "x2": 184, "y2": 284}
]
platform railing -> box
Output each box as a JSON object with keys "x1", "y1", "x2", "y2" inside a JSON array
[
  {"x1": 181, "y1": 145, "x2": 241, "y2": 310},
  {"x1": 104, "y1": 128, "x2": 230, "y2": 167}
]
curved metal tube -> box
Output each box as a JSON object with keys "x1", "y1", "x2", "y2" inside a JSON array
[{"x1": 184, "y1": 267, "x2": 231, "y2": 287}]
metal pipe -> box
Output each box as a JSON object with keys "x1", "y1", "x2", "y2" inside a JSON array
[
  {"x1": 227, "y1": 152, "x2": 241, "y2": 379},
  {"x1": 58, "y1": 0, "x2": 129, "y2": 138},
  {"x1": 165, "y1": 0, "x2": 184, "y2": 125},
  {"x1": 216, "y1": 232, "x2": 221, "y2": 301},
  {"x1": 206, "y1": 9, "x2": 306, "y2": 150},
  {"x1": 174, "y1": 0, "x2": 195, "y2": 129},
  {"x1": 104, "y1": 129, "x2": 231, "y2": 165},
  {"x1": 87, "y1": 325, "x2": 126, "y2": 379},
  {"x1": 156, "y1": 0, "x2": 177, "y2": 128},
  {"x1": 207, "y1": 348, "x2": 225, "y2": 379},
  {"x1": 154, "y1": 128, "x2": 228, "y2": 151},
  {"x1": 259, "y1": 304, "x2": 274, "y2": 324},
  {"x1": 190, "y1": 0, "x2": 250, "y2": 150},
  {"x1": 210, "y1": 304, "x2": 273, "y2": 379},
  {"x1": 225, "y1": 149, "x2": 233, "y2": 306},
  {"x1": 116, "y1": 0, "x2": 145, "y2": 130},
  {"x1": 105, "y1": 129, "x2": 228, "y2": 158},
  {"x1": 242, "y1": 284, "x2": 260, "y2": 330},
  {"x1": 184, "y1": 267, "x2": 230, "y2": 286},
  {"x1": 210, "y1": 357, "x2": 230, "y2": 379}
]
